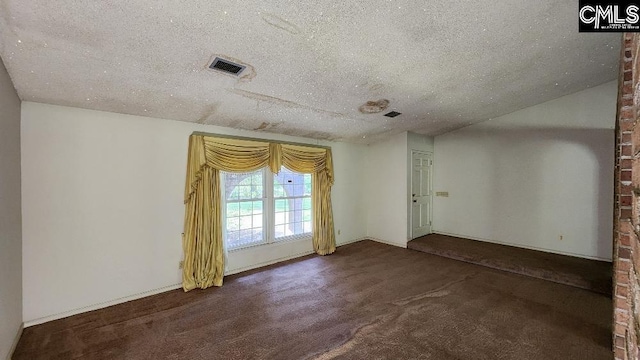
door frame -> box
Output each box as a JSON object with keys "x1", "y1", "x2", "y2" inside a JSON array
[{"x1": 409, "y1": 150, "x2": 433, "y2": 240}]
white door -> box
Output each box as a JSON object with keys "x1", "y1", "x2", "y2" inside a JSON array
[{"x1": 411, "y1": 151, "x2": 432, "y2": 239}]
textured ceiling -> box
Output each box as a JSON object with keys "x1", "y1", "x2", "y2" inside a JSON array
[{"x1": 0, "y1": 0, "x2": 621, "y2": 144}]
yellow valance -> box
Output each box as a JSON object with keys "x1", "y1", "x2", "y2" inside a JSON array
[
  {"x1": 184, "y1": 136, "x2": 333, "y2": 202},
  {"x1": 182, "y1": 134, "x2": 336, "y2": 291}
]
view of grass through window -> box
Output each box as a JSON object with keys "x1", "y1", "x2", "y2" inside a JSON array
[
  {"x1": 274, "y1": 168, "x2": 312, "y2": 239},
  {"x1": 224, "y1": 169, "x2": 265, "y2": 249},
  {"x1": 223, "y1": 167, "x2": 312, "y2": 249}
]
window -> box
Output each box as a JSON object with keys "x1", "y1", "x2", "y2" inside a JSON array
[
  {"x1": 274, "y1": 168, "x2": 312, "y2": 239},
  {"x1": 222, "y1": 166, "x2": 312, "y2": 250},
  {"x1": 222, "y1": 169, "x2": 266, "y2": 249}
]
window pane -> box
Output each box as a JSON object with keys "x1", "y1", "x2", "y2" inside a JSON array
[
  {"x1": 224, "y1": 165, "x2": 313, "y2": 248},
  {"x1": 274, "y1": 166, "x2": 312, "y2": 240},
  {"x1": 223, "y1": 169, "x2": 265, "y2": 249},
  {"x1": 226, "y1": 171, "x2": 264, "y2": 201},
  {"x1": 275, "y1": 199, "x2": 287, "y2": 212},
  {"x1": 283, "y1": 183, "x2": 293, "y2": 197},
  {"x1": 227, "y1": 230, "x2": 239, "y2": 244},
  {"x1": 275, "y1": 210, "x2": 285, "y2": 225},
  {"x1": 239, "y1": 215, "x2": 252, "y2": 230},
  {"x1": 252, "y1": 201, "x2": 263, "y2": 214},
  {"x1": 302, "y1": 198, "x2": 311, "y2": 210},
  {"x1": 238, "y1": 229, "x2": 252, "y2": 244},
  {"x1": 252, "y1": 213, "x2": 262, "y2": 227},
  {"x1": 227, "y1": 217, "x2": 239, "y2": 231},
  {"x1": 274, "y1": 180, "x2": 286, "y2": 197},
  {"x1": 227, "y1": 202, "x2": 240, "y2": 217},
  {"x1": 289, "y1": 221, "x2": 303, "y2": 234},
  {"x1": 239, "y1": 202, "x2": 253, "y2": 216}
]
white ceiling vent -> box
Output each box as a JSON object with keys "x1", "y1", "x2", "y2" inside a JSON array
[{"x1": 209, "y1": 57, "x2": 246, "y2": 75}]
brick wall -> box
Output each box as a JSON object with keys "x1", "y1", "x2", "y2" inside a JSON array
[{"x1": 615, "y1": 33, "x2": 640, "y2": 360}]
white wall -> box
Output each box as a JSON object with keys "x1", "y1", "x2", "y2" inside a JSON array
[
  {"x1": 407, "y1": 131, "x2": 435, "y2": 153},
  {"x1": 0, "y1": 58, "x2": 22, "y2": 358},
  {"x1": 433, "y1": 81, "x2": 617, "y2": 260},
  {"x1": 365, "y1": 132, "x2": 409, "y2": 247},
  {"x1": 364, "y1": 131, "x2": 435, "y2": 247},
  {"x1": 21, "y1": 102, "x2": 367, "y2": 324}
]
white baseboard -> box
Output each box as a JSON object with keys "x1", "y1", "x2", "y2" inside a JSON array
[
  {"x1": 227, "y1": 237, "x2": 366, "y2": 275},
  {"x1": 226, "y1": 249, "x2": 315, "y2": 275},
  {"x1": 432, "y1": 230, "x2": 612, "y2": 262},
  {"x1": 367, "y1": 237, "x2": 408, "y2": 249},
  {"x1": 336, "y1": 237, "x2": 367, "y2": 247},
  {"x1": 7, "y1": 323, "x2": 23, "y2": 360},
  {"x1": 24, "y1": 283, "x2": 182, "y2": 327},
  {"x1": 25, "y1": 237, "x2": 367, "y2": 328}
]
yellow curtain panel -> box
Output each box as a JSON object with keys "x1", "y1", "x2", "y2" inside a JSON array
[{"x1": 182, "y1": 134, "x2": 336, "y2": 291}]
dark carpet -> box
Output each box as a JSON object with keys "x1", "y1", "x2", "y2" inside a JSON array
[
  {"x1": 13, "y1": 240, "x2": 612, "y2": 360},
  {"x1": 408, "y1": 234, "x2": 613, "y2": 295}
]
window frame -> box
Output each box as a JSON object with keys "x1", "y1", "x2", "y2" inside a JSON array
[
  {"x1": 272, "y1": 168, "x2": 313, "y2": 242},
  {"x1": 221, "y1": 168, "x2": 268, "y2": 250},
  {"x1": 221, "y1": 167, "x2": 313, "y2": 251}
]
